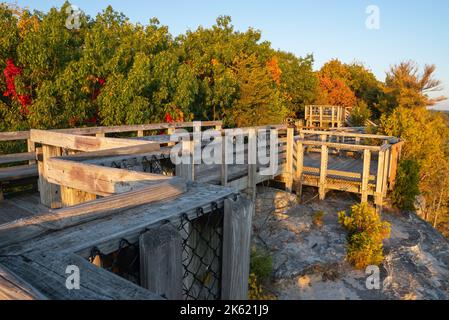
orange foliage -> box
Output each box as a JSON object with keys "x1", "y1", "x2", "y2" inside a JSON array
[
  {"x1": 266, "y1": 56, "x2": 282, "y2": 86},
  {"x1": 318, "y1": 76, "x2": 356, "y2": 107},
  {"x1": 9, "y1": 5, "x2": 40, "y2": 37}
]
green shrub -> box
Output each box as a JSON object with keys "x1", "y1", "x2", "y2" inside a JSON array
[
  {"x1": 349, "y1": 100, "x2": 372, "y2": 126},
  {"x1": 338, "y1": 203, "x2": 390, "y2": 269},
  {"x1": 391, "y1": 159, "x2": 420, "y2": 211},
  {"x1": 250, "y1": 247, "x2": 273, "y2": 281},
  {"x1": 248, "y1": 247, "x2": 275, "y2": 300}
]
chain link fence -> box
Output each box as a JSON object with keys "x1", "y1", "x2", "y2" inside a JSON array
[{"x1": 87, "y1": 201, "x2": 224, "y2": 300}]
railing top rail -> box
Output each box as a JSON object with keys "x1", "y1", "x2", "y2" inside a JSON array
[
  {"x1": 0, "y1": 131, "x2": 30, "y2": 142},
  {"x1": 0, "y1": 121, "x2": 223, "y2": 142},
  {"x1": 51, "y1": 121, "x2": 222, "y2": 135},
  {"x1": 296, "y1": 139, "x2": 384, "y2": 151},
  {"x1": 299, "y1": 129, "x2": 398, "y2": 143}
]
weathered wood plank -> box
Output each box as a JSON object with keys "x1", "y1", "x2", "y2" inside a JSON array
[
  {"x1": 0, "y1": 152, "x2": 35, "y2": 165},
  {"x1": 285, "y1": 127, "x2": 294, "y2": 192},
  {"x1": 140, "y1": 225, "x2": 182, "y2": 300},
  {"x1": 0, "y1": 131, "x2": 30, "y2": 142},
  {"x1": 0, "y1": 164, "x2": 38, "y2": 182},
  {"x1": 0, "y1": 181, "x2": 187, "y2": 248},
  {"x1": 30, "y1": 130, "x2": 155, "y2": 152},
  {"x1": 0, "y1": 262, "x2": 47, "y2": 300},
  {"x1": 361, "y1": 149, "x2": 371, "y2": 203},
  {"x1": 61, "y1": 186, "x2": 97, "y2": 207},
  {"x1": 0, "y1": 253, "x2": 161, "y2": 300},
  {"x1": 41, "y1": 145, "x2": 62, "y2": 208},
  {"x1": 301, "y1": 140, "x2": 381, "y2": 151},
  {"x1": 319, "y1": 145, "x2": 328, "y2": 200},
  {"x1": 221, "y1": 196, "x2": 253, "y2": 300},
  {"x1": 46, "y1": 158, "x2": 176, "y2": 196},
  {"x1": 0, "y1": 183, "x2": 232, "y2": 258},
  {"x1": 51, "y1": 121, "x2": 222, "y2": 136}
]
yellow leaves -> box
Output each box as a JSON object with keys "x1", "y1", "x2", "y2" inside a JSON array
[
  {"x1": 248, "y1": 273, "x2": 277, "y2": 300},
  {"x1": 81, "y1": 86, "x2": 90, "y2": 94},
  {"x1": 338, "y1": 203, "x2": 390, "y2": 270},
  {"x1": 14, "y1": 8, "x2": 39, "y2": 38}
]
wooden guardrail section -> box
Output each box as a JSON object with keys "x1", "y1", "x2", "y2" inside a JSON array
[
  {"x1": 288, "y1": 128, "x2": 403, "y2": 212},
  {"x1": 305, "y1": 105, "x2": 349, "y2": 128}
]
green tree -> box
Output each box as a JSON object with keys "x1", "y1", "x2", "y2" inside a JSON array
[{"x1": 391, "y1": 159, "x2": 421, "y2": 211}]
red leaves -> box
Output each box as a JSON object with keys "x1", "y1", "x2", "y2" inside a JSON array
[
  {"x1": 91, "y1": 76, "x2": 106, "y2": 100},
  {"x1": 3, "y1": 58, "x2": 22, "y2": 98},
  {"x1": 164, "y1": 112, "x2": 174, "y2": 123},
  {"x1": 3, "y1": 58, "x2": 32, "y2": 115}
]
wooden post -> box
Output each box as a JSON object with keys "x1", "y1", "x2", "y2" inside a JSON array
[
  {"x1": 331, "y1": 106, "x2": 335, "y2": 128},
  {"x1": 382, "y1": 147, "x2": 390, "y2": 197},
  {"x1": 137, "y1": 130, "x2": 144, "y2": 137},
  {"x1": 248, "y1": 129, "x2": 257, "y2": 206},
  {"x1": 27, "y1": 139, "x2": 36, "y2": 165},
  {"x1": 139, "y1": 224, "x2": 183, "y2": 300},
  {"x1": 361, "y1": 149, "x2": 371, "y2": 203},
  {"x1": 167, "y1": 127, "x2": 175, "y2": 147},
  {"x1": 388, "y1": 143, "x2": 400, "y2": 189},
  {"x1": 95, "y1": 133, "x2": 105, "y2": 138},
  {"x1": 221, "y1": 132, "x2": 229, "y2": 186},
  {"x1": 310, "y1": 106, "x2": 313, "y2": 127},
  {"x1": 319, "y1": 106, "x2": 323, "y2": 128},
  {"x1": 285, "y1": 126, "x2": 294, "y2": 192},
  {"x1": 61, "y1": 186, "x2": 97, "y2": 207},
  {"x1": 337, "y1": 107, "x2": 341, "y2": 127},
  {"x1": 222, "y1": 196, "x2": 253, "y2": 300},
  {"x1": 295, "y1": 141, "x2": 304, "y2": 199},
  {"x1": 40, "y1": 145, "x2": 62, "y2": 208},
  {"x1": 375, "y1": 150, "x2": 385, "y2": 213},
  {"x1": 319, "y1": 144, "x2": 328, "y2": 200},
  {"x1": 176, "y1": 140, "x2": 194, "y2": 181},
  {"x1": 305, "y1": 105, "x2": 308, "y2": 126}
]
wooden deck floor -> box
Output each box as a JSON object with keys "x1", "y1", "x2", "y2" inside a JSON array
[
  {"x1": 0, "y1": 193, "x2": 48, "y2": 225},
  {"x1": 303, "y1": 152, "x2": 378, "y2": 176}
]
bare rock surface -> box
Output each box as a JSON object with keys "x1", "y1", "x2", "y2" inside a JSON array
[{"x1": 252, "y1": 186, "x2": 449, "y2": 300}]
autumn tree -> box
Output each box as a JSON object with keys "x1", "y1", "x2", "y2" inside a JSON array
[
  {"x1": 383, "y1": 61, "x2": 445, "y2": 112},
  {"x1": 276, "y1": 52, "x2": 318, "y2": 116}
]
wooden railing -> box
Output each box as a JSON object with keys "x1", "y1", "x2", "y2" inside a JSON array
[
  {"x1": 305, "y1": 105, "x2": 348, "y2": 128},
  {"x1": 285, "y1": 127, "x2": 403, "y2": 211},
  {"x1": 0, "y1": 121, "x2": 222, "y2": 201}
]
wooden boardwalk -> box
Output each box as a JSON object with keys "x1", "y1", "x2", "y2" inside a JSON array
[{"x1": 0, "y1": 121, "x2": 402, "y2": 300}]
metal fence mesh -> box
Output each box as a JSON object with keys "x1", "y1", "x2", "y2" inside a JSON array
[
  {"x1": 174, "y1": 203, "x2": 224, "y2": 300},
  {"x1": 87, "y1": 202, "x2": 224, "y2": 300}
]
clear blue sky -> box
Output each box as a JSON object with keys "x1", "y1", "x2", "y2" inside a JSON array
[{"x1": 15, "y1": 0, "x2": 449, "y2": 108}]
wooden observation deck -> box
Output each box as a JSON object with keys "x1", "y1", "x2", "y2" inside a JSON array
[{"x1": 0, "y1": 121, "x2": 401, "y2": 300}]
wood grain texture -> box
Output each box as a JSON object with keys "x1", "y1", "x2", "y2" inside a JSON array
[
  {"x1": 221, "y1": 196, "x2": 253, "y2": 300},
  {"x1": 46, "y1": 158, "x2": 175, "y2": 196},
  {"x1": 140, "y1": 225, "x2": 182, "y2": 300},
  {"x1": 0, "y1": 181, "x2": 187, "y2": 248}
]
